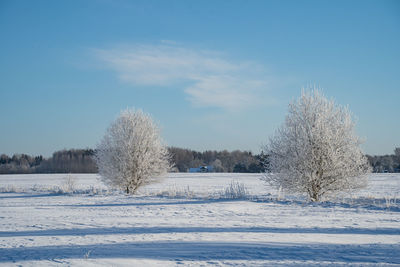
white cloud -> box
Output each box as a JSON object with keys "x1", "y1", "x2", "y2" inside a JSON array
[{"x1": 94, "y1": 43, "x2": 272, "y2": 110}]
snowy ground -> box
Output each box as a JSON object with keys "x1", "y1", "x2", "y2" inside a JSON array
[{"x1": 0, "y1": 173, "x2": 399, "y2": 266}]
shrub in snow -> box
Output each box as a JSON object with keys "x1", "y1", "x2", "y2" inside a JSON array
[
  {"x1": 223, "y1": 180, "x2": 248, "y2": 199},
  {"x1": 0, "y1": 185, "x2": 20, "y2": 193},
  {"x1": 385, "y1": 195, "x2": 397, "y2": 209},
  {"x1": 154, "y1": 185, "x2": 195, "y2": 198},
  {"x1": 262, "y1": 88, "x2": 371, "y2": 201},
  {"x1": 60, "y1": 175, "x2": 76, "y2": 193},
  {"x1": 95, "y1": 109, "x2": 171, "y2": 194},
  {"x1": 84, "y1": 250, "x2": 92, "y2": 259}
]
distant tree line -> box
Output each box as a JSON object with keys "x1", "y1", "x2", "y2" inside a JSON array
[
  {"x1": 366, "y1": 148, "x2": 400, "y2": 173},
  {"x1": 0, "y1": 149, "x2": 97, "y2": 174},
  {"x1": 168, "y1": 147, "x2": 267, "y2": 173},
  {"x1": 1, "y1": 147, "x2": 399, "y2": 174},
  {"x1": 0, "y1": 147, "x2": 267, "y2": 174},
  {"x1": 0, "y1": 154, "x2": 44, "y2": 174}
]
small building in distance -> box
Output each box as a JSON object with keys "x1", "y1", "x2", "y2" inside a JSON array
[{"x1": 189, "y1": 165, "x2": 213, "y2": 173}]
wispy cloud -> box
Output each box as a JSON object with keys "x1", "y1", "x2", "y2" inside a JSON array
[{"x1": 94, "y1": 43, "x2": 273, "y2": 110}]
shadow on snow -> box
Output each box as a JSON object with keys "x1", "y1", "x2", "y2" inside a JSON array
[
  {"x1": 0, "y1": 193, "x2": 64, "y2": 199},
  {"x1": 1, "y1": 226, "x2": 399, "y2": 237},
  {"x1": 1, "y1": 193, "x2": 399, "y2": 212},
  {"x1": 0, "y1": 241, "x2": 399, "y2": 263}
]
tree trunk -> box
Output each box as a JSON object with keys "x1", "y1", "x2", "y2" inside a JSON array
[{"x1": 311, "y1": 191, "x2": 319, "y2": 202}]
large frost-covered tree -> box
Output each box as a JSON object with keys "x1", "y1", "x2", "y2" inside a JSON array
[
  {"x1": 95, "y1": 109, "x2": 171, "y2": 194},
  {"x1": 263, "y1": 89, "x2": 371, "y2": 201}
]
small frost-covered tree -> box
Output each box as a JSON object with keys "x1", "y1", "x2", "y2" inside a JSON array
[
  {"x1": 263, "y1": 89, "x2": 371, "y2": 201},
  {"x1": 95, "y1": 109, "x2": 171, "y2": 194}
]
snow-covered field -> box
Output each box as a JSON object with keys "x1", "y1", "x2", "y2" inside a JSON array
[{"x1": 0, "y1": 173, "x2": 399, "y2": 266}]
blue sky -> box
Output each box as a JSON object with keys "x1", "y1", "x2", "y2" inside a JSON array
[{"x1": 1, "y1": 0, "x2": 399, "y2": 157}]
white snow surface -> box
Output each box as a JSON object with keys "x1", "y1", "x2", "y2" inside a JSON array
[{"x1": 0, "y1": 173, "x2": 399, "y2": 266}]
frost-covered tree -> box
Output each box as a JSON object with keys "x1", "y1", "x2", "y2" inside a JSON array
[
  {"x1": 263, "y1": 89, "x2": 371, "y2": 201},
  {"x1": 94, "y1": 109, "x2": 171, "y2": 194}
]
